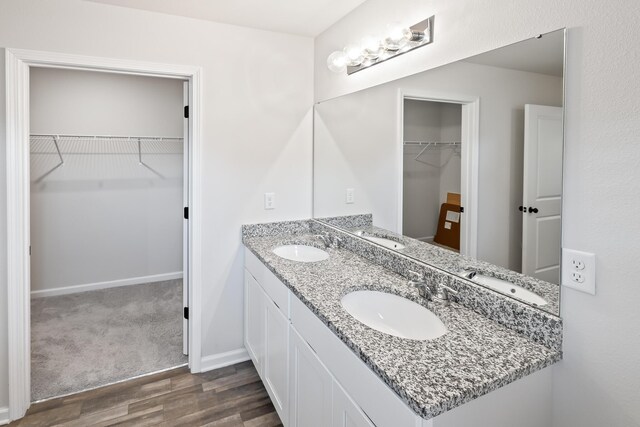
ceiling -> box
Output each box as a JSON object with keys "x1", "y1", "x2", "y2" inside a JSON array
[
  {"x1": 464, "y1": 29, "x2": 564, "y2": 77},
  {"x1": 87, "y1": 0, "x2": 366, "y2": 37}
]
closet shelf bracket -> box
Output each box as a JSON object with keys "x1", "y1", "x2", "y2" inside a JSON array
[
  {"x1": 34, "y1": 135, "x2": 65, "y2": 183},
  {"x1": 137, "y1": 137, "x2": 165, "y2": 179}
]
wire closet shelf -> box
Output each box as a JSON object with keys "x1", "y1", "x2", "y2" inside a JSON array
[
  {"x1": 30, "y1": 134, "x2": 184, "y2": 182},
  {"x1": 404, "y1": 140, "x2": 461, "y2": 164}
]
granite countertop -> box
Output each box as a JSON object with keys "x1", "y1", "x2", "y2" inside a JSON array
[
  {"x1": 340, "y1": 224, "x2": 560, "y2": 316},
  {"x1": 243, "y1": 232, "x2": 562, "y2": 420}
]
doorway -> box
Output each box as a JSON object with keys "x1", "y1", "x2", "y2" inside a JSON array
[
  {"x1": 402, "y1": 99, "x2": 462, "y2": 251},
  {"x1": 397, "y1": 90, "x2": 480, "y2": 257},
  {"x1": 5, "y1": 48, "x2": 203, "y2": 421},
  {"x1": 28, "y1": 68, "x2": 188, "y2": 400}
]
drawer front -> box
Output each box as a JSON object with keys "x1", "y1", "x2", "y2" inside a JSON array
[
  {"x1": 245, "y1": 247, "x2": 289, "y2": 318},
  {"x1": 290, "y1": 294, "x2": 421, "y2": 427}
]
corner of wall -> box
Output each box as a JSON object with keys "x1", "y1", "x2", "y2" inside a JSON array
[{"x1": 0, "y1": 46, "x2": 10, "y2": 411}]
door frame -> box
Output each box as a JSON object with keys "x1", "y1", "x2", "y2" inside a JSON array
[
  {"x1": 5, "y1": 48, "x2": 204, "y2": 420},
  {"x1": 396, "y1": 89, "x2": 480, "y2": 257}
]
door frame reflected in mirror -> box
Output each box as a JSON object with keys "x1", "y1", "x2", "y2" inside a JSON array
[{"x1": 396, "y1": 89, "x2": 480, "y2": 258}]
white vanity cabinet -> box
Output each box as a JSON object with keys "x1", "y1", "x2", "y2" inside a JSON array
[
  {"x1": 244, "y1": 273, "x2": 264, "y2": 373},
  {"x1": 243, "y1": 266, "x2": 289, "y2": 425},
  {"x1": 244, "y1": 248, "x2": 413, "y2": 427},
  {"x1": 244, "y1": 248, "x2": 553, "y2": 427},
  {"x1": 332, "y1": 381, "x2": 376, "y2": 427},
  {"x1": 289, "y1": 327, "x2": 333, "y2": 427}
]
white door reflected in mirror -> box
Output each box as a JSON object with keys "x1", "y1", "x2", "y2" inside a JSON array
[{"x1": 522, "y1": 104, "x2": 563, "y2": 285}]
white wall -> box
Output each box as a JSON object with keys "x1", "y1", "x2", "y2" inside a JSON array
[
  {"x1": 314, "y1": 61, "x2": 561, "y2": 270},
  {"x1": 0, "y1": 0, "x2": 313, "y2": 408},
  {"x1": 315, "y1": 1, "x2": 640, "y2": 426},
  {"x1": 30, "y1": 68, "x2": 184, "y2": 136},
  {"x1": 29, "y1": 68, "x2": 184, "y2": 294}
]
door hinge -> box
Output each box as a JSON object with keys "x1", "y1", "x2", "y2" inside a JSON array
[
  {"x1": 460, "y1": 206, "x2": 465, "y2": 213},
  {"x1": 184, "y1": 207, "x2": 189, "y2": 220},
  {"x1": 183, "y1": 307, "x2": 189, "y2": 319},
  {"x1": 184, "y1": 105, "x2": 189, "y2": 119},
  {"x1": 29, "y1": 246, "x2": 31, "y2": 256}
]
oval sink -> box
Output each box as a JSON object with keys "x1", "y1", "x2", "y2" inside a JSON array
[
  {"x1": 463, "y1": 272, "x2": 548, "y2": 306},
  {"x1": 355, "y1": 231, "x2": 405, "y2": 250},
  {"x1": 273, "y1": 245, "x2": 329, "y2": 263},
  {"x1": 341, "y1": 290, "x2": 447, "y2": 340}
]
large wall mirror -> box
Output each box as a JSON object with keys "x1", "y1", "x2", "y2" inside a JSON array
[{"x1": 313, "y1": 29, "x2": 565, "y2": 316}]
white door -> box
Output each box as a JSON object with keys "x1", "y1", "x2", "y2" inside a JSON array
[
  {"x1": 264, "y1": 297, "x2": 289, "y2": 425},
  {"x1": 522, "y1": 104, "x2": 563, "y2": 284},
  {"x1": 333, "y1": 380, "x2": 375, "y2": 427},
  {"x1": 289, "y1": 328, "x2": 333, "y2": 427},
  {"x1": 182, "y1": 81, "x2": 189, "y2": 355}
]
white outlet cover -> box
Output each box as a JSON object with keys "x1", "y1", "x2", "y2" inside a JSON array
[{"x1": 562, "y1": 248, "x2": 596, "y2": 295}]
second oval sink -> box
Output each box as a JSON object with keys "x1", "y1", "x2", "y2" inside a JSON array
[
  {"x1": 273, "y1": 245, "x2": 329, "y2": 262},
  {"x1": 341, "y1": 290, "x2": 447, "y2": 340},
  {"x1": 462, "y1": 272, "x2": 548, "y2": 307},
  {"x1": 355, "y1": 231, "x2": 406, "y2": 250}
]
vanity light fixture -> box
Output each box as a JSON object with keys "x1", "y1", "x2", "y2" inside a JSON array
[{"x1": 327, "y1": 16, "x2": 434, "y2": 75}]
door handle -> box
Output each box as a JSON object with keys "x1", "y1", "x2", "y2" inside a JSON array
[{"x1": 528, "y1": 207, "x2": 539, "y2": 214}]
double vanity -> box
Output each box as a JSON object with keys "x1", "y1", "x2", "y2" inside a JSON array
[
  {"x1": 242, "y1": 218, "x2": 562, "y2": 427},
  {"x1": 243, "y1": 26, "x2": 567, "y2": 427}
]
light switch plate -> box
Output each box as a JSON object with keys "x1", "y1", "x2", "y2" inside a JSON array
[
  {"x1": 345, "y1": 188, "x2": 355, "y2": 204},
  {"x1": 264, "y1": 193, "x2": 275, "y2": 210},
  {"x1": 562, "y1": 248, "x2": 596, "y2": 295}
]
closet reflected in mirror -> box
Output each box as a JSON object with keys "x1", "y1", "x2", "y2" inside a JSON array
[{"x1": 313, "y1": 29, "x2": 565, "y2": 315}]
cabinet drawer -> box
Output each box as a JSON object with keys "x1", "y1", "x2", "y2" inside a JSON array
[
  {"x1": 245, "y1": 248, "x2": 289, "y2": 318},
  {"x1": 290, "y1": 294, "x2": 422, "y2": 427}
]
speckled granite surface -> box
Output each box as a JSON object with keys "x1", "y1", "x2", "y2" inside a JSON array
[
  {"x1": 319, "y1": 220, "x2": 560, "y2": 316},
  {"x1": 242, "y1": 227, "x2": 562, "y2": 420},
  {"x1": 315, "y1": 213, "x2": 373, "y2": 229},
  {"x1": 310, "y1": 220, "x2": 562, "y2": 351}
]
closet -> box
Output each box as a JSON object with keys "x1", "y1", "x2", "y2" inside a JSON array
[
  {"x1": 402, "y1": 99, "x2": 462, "y2": 250},
  {"x1": 29, "y1": 68, "x2": 187, "y2": 401}
]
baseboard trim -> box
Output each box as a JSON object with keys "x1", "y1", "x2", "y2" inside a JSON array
[
  {"x1": 200, "y1": 348, "x2": 250, "y2": 373},
  {"x1": 30, "y1": 272, "x2": 183, "y2": 298},
  {"x1": 417, "y1": 235, "x2": 435, "y2": 242},
  {"x1": 0, "y1": 406, "x2": 9, "y2": 426}
]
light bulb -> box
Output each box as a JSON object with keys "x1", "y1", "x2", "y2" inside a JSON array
[
  {"x1": 383, "y1": 22, "x2": 410, "y2": 51},
  {"x1": 343, "y1": 44, "x2": 364, "y2": 67},
  {"x1": 327, "y1": 51, "x2": 347, "y2": 73},
  {"x1": 361, "y1": 36, "x2": 383, "y2": 59}
]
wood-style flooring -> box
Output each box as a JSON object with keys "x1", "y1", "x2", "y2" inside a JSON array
[{"x1": 10, "y1": 361, "x2": 282, "y2": 427}]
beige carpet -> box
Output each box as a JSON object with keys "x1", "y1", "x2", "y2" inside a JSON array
[{"x1": 31, "y1": 279, "x2": 187, "y2": 401}]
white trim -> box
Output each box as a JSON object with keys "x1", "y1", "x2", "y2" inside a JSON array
[
  {"x1": 5, "y1": 48, "x2": 204, "y2": 421},
  {"x1": 200, "y1": 349, "x2": 251, "y2": 373},
  {"x1": 5, "y1": 48, "x2": 31, "y2": 422},
  {"x1": 396, "y1": 89, "x2": 480, "y2": 258},
  {"x1": 0, "y1": 407, "x2": 9, "y2": 426},
  {"x1": 30, "y1": 272, "x2": 183, "y2": 298}
]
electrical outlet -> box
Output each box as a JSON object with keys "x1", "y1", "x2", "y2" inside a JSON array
[
  {"x1": 562, "y1": 248, "x2": 596, "y2": 295},
  {"x1": 264, "y1": 193, "x2": 275, "y2": 210},
  {"x1": 571, "y1": 259, "x2": 585, "y2": 270},
  {"x1": 345, "y1": 188, "x2": 355, "y2": 204},
  {"x1": 571, "y1": 272, "x2": 585, "y2": 283}
]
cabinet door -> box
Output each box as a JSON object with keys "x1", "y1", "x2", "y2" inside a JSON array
[
  {"x1": 264, "y1": 297, "x2": 289, "y2": 424},
  {"x1": 244, "y1": 271, "x2": 265, "y2": 374},
  {"x1": 289, "y1": 328, "x2": 333, "y2": 427},
  {"x1": 333, "y1": 381, "x2": 375, "y2": 427}
]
